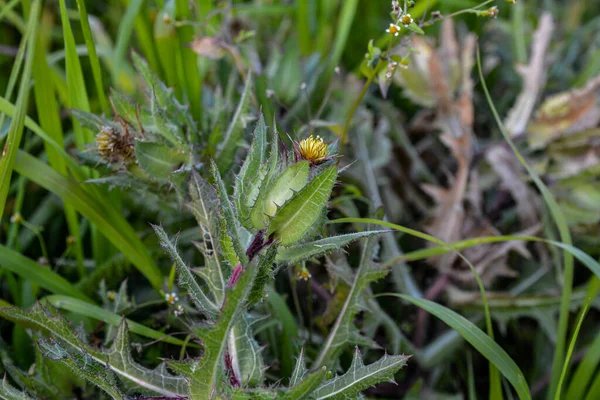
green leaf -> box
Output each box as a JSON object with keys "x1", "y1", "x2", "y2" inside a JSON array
[
  {"x1": 13, "y1": 151, "x2": 163, "y2": 291},
  {"x1": 251, "y1": 161, "x2": 310, "y2": 230},
  {"x1": 0, "y1": 376, "x2": 34, "y2": 400},
  {"x1": 282, "y1": 366, "x2": 327, "y2": 400},
  {"x1": 394, "y1": 294, "x2": 531, "y2": 400},
  {"x1": 275, "y1": 231, "x2": 388, "y2": 265},
  {"x1": 477, "y1": 50, "x2": 574, "y2": 400},
  {"x1": 188, "y1": 172, "x2": 228, "y2": 302},
  {"x1": 31, "y1": 8, "x2": 85, "y2": 278},
  {"x1": 0, "y1": 245, "x2": 90, "y2": 302},
  {"x1": 312, "y1": 348, "x2": 409, "y2": 399},
  {"x1": 228, "y1": 314, "x2": 265, "y2": 387},
  {"x1": 185, "y1": 266, "x2": 259, "y2": 398},
  {"x1": 0, "y1": 303, "x2": 188, "y2": 397},
  {"x1": 565, "y1": 316, "x2": 600, "y2": 398},
  {"x1": 289, "y1": 348, "x2": 308, "y2": 387},
  {"x1": 234, "y1": 113, "x2": 268, "y2": 230},
  {"x1": 0, "y1": 0, "x2": 40, "y2": 218},
  {"x1": 38, "y1": 339, "x2": 125, "y2": 400},
  {"x1": 248, "y1": 246, "x2": 278, "y2": 306},
  {"x1": 268, "y1": 165, "x2": 337, "y2": 245},
  {"x1": 134, "y1": 141, "x2": 186, "y2": 180},
  {"x1": 216, "y1": 73, "x2": 252, "y2": 174},
  {"x1": 212, "y1": 161, "x2": 249, "y2": 267},
  {"x1": 42, "y1": 296, "x2": 189, "y2": 347},
  {"x1": 59, "y1": 0, "x2": 93, "y2": 148},
  {"x1": 152, "y1": 224, "x2": 219, "y2": 319},
  {"x1": 313, "y1": 236, "x2": 388, "y2": 369},
  {"x1": 132, "y1": 52, "x2": 196, "y2": 132},
  {"x1": 75, "y1": 0, "x2": 109, "y2": 114}
]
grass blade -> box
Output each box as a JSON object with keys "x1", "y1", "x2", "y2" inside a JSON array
[
  {"x1": 0, "y1": 0, "x2": 40, "y2": 218},
  {"x1": 0, "y1": 244, "x2": 90, "y2": 302},
  {"x1": 31, "y1": 11, "x2": 85, "y2": 278},
  {"x1": 476, "y1": 48, "x2": 575, "y2": 400},
  {"x1": 43, "y1": 295, "x2": 189, "y2": 346},
  {"x1": 75, "y1": 0, "x2": 110, "y2": 114},
  {"x1": 379, "y1": 293, "x2": 532, "y2": 400},
  {"x1": 13, "y1": 151, "x2": 163, "y2": 291}
]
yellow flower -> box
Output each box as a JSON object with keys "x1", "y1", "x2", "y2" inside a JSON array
[
  {"x1": 386, "y1": 23, "x2": 401, "y2": 37},
  {"x1": 298, "y1": 135, "x2": 329, "y2": 164},
  {"x1": 107, "y1": 291, "x2": 116, "y2": 301}
]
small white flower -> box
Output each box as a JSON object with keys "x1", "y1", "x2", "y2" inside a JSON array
[
  {"x1": 174, "y1": 304, "x2": 184, "y2": 316},
  {"x1": 300, "y1": 82, "x2": 307, "y2": 90},
  {"x1": 400, "y1": 13, "x2": 413, "y2": 27},
  {"x1": 165, "y1": 292, "x2": 179, "y2": 305},
  {"x1": 386, "y1": 23, "x2": 401, "y2": 37}
]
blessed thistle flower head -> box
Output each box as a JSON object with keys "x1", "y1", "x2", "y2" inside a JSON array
[
  {"x1": 386, "y1": 23, "x2": 401, "y2": 36},
  {"x1": 297, "y1": 135, "x2": 330, "y2": 164},
  {"x1": 165, "y1": 292, "x2": 179, "y2": 305},
  {"x1": 96, "y1": 125, "x2": 133, "y2": 161}
]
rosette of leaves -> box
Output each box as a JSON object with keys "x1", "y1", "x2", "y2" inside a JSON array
[{"x1": 0, "y1": 113, "x2": 409, "y2": 399}]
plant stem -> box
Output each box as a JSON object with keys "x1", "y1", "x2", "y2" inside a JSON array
[{"x1": 340, "y1": 73, "x2": 375, "y2": 150}]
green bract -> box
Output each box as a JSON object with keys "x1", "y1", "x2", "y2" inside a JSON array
[{"x1": 251, "y1": 161, "x2": 310, "y2": 230}]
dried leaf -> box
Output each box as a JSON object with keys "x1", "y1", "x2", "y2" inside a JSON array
[
  {"x1": 528, "y1": 75, "x2": 600, "y2": 148},
  {"x1": 504, "y1": 13, "x2": 555, "y2": 137},
  {"x1": 188, "y1": 36, "x2": 226, "y2": 59}
]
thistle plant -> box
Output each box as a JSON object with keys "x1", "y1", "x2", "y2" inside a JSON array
[{"x1": 0, "y1": 54, "x2": 409, "y2": 397}]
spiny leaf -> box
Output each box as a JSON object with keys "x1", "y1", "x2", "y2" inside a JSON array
[
  {"x1": 38, "y1": 339, "x2": 125, "y2": 400},
  {"x1": 212, "y1": 161, "x2": 249, "y2": 267},
  {"x1": 152, "y1": 224, "x2": 219, "y2": 319},
  {"x1": 131, "y1": 52, "x2": 196, "y2": 132},
  {"x1": 282, "y1": 366, "x2": 327, "y2": 400},
  {"x1": 314, "y1": 236, "x2": 388, "y2": 369},
  {"x1": 289, "y1": 348, "x2": 308, "y2": 387},
  {"x1": 275, "y1": 231, "x2": 388, "y2": 265},
  {"x1": 227, "y1": 314, "x2": 265, "y2": 387},
  {"x1": 312, "y1": 348, "x2": 409, "y2": 399},
  {"x1": 186, "y1": 266, "x2": 259, "y2": 398},
  {"x1": 248, "y1": 246, "x2": 278, "y2": 306},
  {"x1": 269, "y1": 165, "x2": 337, "y2": 245},
  {"x1": 188, "y1": 172, "x2": 229, "y2": 302},
  {"x1": 151, "y1": 99, "x2": 187, "y2": 148},
  {"x1": 0, "y1": 303, "x2": 188, "y2": 397},
  {"x1": 69, "y1": 108, "x2": 114, "y2": 132},
  {"x1": 251, "y1": 161, "x2": 310, "y2": 230},
  {"x1": 0, "y1": 376, "x2": 34, "y2": 400},
  {"x1": 235, "y1": 113, "x2": 268, "y2": 230},
  {"x1": 104, "y1": 320, "x2": 188, "y2": 396},
  {"x1": 135, "y1": 141, "x2": 186, "y2": 180},
  {"x1": 216, "y1": 73, "x2": 252, "y2": 173}
]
